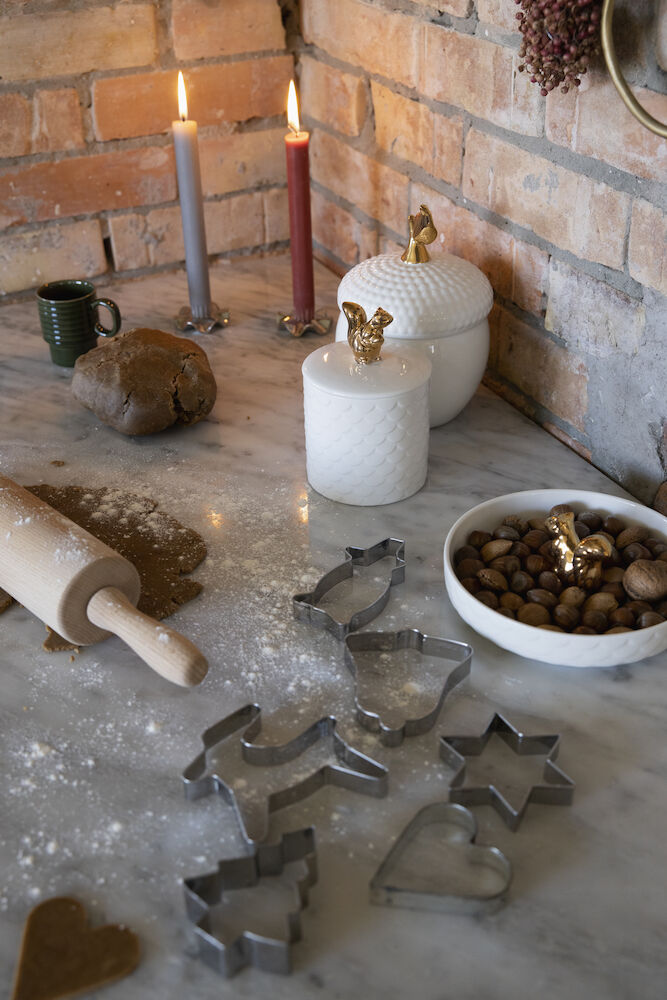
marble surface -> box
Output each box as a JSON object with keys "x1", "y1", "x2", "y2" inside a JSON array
[{"x1": 1, "y1": 253, "x2": 666, "y2": 1000}]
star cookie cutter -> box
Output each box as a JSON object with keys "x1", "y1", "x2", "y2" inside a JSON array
[
  {"x1": 344, "y1": 629, "x2": 472, "y2": 747},
  {"x1": 183, "y1": 827, "x2": 317, "y2": 977},
  {"x1": 440, "y1": 713, "x2": 575, "y2": 831},
  {"x1": 293, "y1": 537, "x2": 406, "y2": 640},
  {"x1": 369, "y1": 802, "x2": 511, "y2": 915},
  {"x1": 182, "y1": 704, "x2": 388, "y2": 843}
]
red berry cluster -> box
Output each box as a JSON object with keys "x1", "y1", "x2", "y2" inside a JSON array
[{"x1": 515, "y1": 0, "x2": 603, "y2": 96}]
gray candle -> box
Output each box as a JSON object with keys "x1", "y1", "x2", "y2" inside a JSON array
[{"x1": 172, "y1": 72, "x2": 211, "y2": 320}]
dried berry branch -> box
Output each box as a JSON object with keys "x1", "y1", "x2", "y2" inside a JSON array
[{"x1": 515, "y1": 0, "x2": 603, "y2": 96}]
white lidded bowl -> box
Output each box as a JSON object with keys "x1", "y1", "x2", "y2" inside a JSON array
[
  {"x1": 443, "y1": 489, "x2": 667, "y2": 668},
  {"x1": 336, "y1": 252, "x2": 493, "y2": 428}
]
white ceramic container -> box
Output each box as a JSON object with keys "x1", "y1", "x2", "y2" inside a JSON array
[
  {"x1": 302, "y1": 342, "x2": 431, "y2": 506},
  {"x1": 443, "y1": 489, "x2": 667, "y2": 668},
  {"x1": 336, "y1": 252, "x2": 493, "y2": 428}
]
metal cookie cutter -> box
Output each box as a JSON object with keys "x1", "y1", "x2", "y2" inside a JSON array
[
  {"x1": 344, "y1": 629, "x2": 472, "y2": 747},
  {"x1": 183, "y1": 704, "x2": 388, "y2": 843},
  {"x1": 440, "y1": 713, "x2": 575, "y2": 831},
  {"x1": 184, "y1": 827, "x2": 317, "y2": 977},
  {"x1": 293, "y1": 537, "x2": 406, "y2": 640},
  {"x1": 370, "y1": 802, "x2": 511, "y2": 916}
]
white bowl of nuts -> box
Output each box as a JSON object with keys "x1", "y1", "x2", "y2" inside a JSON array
[{"x1": 443, "y1": 489, "x2": 667, "y2": 667}]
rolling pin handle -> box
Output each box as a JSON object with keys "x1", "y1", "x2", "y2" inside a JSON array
[{"x1": 87, "y1": 587, "x2": 208, "y2": 687}]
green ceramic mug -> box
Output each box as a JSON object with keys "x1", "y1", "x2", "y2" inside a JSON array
[{"x1": 36, "y1": 279, "x2": 121, "y2": 367}]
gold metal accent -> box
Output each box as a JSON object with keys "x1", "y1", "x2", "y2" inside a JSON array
[
  {"x1": 401, "y1": 204, "x2": 437, "y2": 263},
  {"x1": 277, "y1": 310, "x2": 332, "y2": 337},
  {"x1": 342, "y1": 301, "x2": 393, "y2": 364},
  {"x1": 175, "y1": 302, "x2": 230, "y2": 334},
  {"x1": 545, "y1": 512, "x2": 614, "y2": 590},
  {"x1": 601, "y1": 0, "x2": 667, "y2": 139}
]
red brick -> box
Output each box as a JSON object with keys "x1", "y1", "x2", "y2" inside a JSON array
[
  {"x1": 299, "y1": 56, "x2": 367, "y2": 137},
  {"x1": 93, "y1": 57, "x2": 293, "y2": 141},
  {"x1": 545, "y1": 260, "x2": 645, "y2": 358},
  {"x1": 543, "y1": 422, "x2": 592, "y2": 463},
  {"x1": 311, "y1": 190, "x2": 378, "y2": 269},
  {"x1": 0, "y1": 93, "x2": 31, "y2": 157},
  {"x1": 493, "y1": 308, "x2": 588, "y2": 431},
  {"x1": 477, "y1": 0, "x2": 520, "y2": 31},
  {"x1": 172, "y1": 0, "x2": 285, "y2": 60},
  {"x1": 109, "y1": 189, "x2": 288, "y2": 271},
  {"x1": 421, "y1": 25, "x2": 543, "y2": 137},
  {"x1": 0, "y1": 5, "x2": 157, "y2": 82},
  {"x1": 629, "y1": 198, "x2": 667, "y2": 295},
  {"x1": 33, "y1": 89, "x2": 85, "y2": 153},
  {"x1": 0, "y1": 147, "x2": 175, "y2": 230},
  {"x1": 302, "y1": 0, "x2": 421, "y2": 90},
  {"x1": 411, "y1": 182, "x2": 548, "y2": 315},
  {"x1": 199, "y1": 129, "x2": 286, "y2": 197},
  {"x1": 546, "y1": 72, "x2": 667, "y2": 183},
  {"x1": 0, "y1": 220, "x2": 106, "y2": 295},
  {"x1": 462, "y1": 129, "x2": 630, "y2": 269},
  {"x1": 311, "y1": 131, "x2": 409, "y2": 235},
  {"x1": 372, "y1": 82, "x2": 463, "y2": 187}
]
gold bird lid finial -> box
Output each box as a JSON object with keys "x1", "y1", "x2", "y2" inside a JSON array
[{"x1": 401, "y1": 204, "x2": 437, "y2": 263}]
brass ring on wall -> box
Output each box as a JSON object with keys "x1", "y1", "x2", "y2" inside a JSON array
[{"x1": 601, "y1": 0, "x2": 667, "y2": 137}]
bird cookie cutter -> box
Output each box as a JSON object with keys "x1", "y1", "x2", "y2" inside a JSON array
[
  {"x1": 344, "y1": 629, "x2": 472, "y2": 747},
  {"x1": 369, "y1": 802, "x2": 512, "y2": 916},
  {"x1": 182, "y1": 704, "x2": 388, "y2": 843},
  {"x1": 183, "y1": 827, "x2": 318, "y2": 977},
  {"x1": 292, "y1": 537, "x2": 406, "y2": 641},
  {"x1": 440, "y1": 713, "x2": 575, "y2": 831}
]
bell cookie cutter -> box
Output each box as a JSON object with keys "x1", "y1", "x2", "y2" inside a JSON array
[
  {"x1": 440, "y1": 713, "x2": 575, "y2": 831},
  {"x1": 293, "y1": 537, "x2": 406, "y2": 641},
  {"x1": 370, "y1": 802, "x2": 511, "y2": 915},
  {"x1": 344, "y1": 629, "x2": 472, "y2": 747},
  {"x1": 183, "y1": 827, "x2": 317, "y2": 977},
  {"x1": 182, "y1": 704, "x2": 388, "y2": 843}
]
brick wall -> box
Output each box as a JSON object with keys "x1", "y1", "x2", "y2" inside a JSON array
[
  {"x1": 298, "y1": 0, "x2": 667, "y2": 504},
  {"x1": 0, "y1": 0, "x2": 292, "y2": 293}
]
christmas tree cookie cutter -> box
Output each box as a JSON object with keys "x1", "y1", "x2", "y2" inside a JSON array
[
  {"x1": 440, "y1": 713, "x2": 575, "y2": 831},
  {"x1": 292, "y1": 537, "x2": 406, "y2": 640},
  {"x1": 370, "y1": 802, "x2": 512, "y2": 915},
  {"x1": 183, "y1": 827, "x2": 318, "y2": 977},
  {"x1": 182, "y1": 704, "x2": 388, "y2": 844},
  {"x1": 344, "y1": 629, "x2": 473, "y2": 747}
]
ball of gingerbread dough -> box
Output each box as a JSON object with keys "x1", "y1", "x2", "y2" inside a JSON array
[{"x1": 71, "y1": 327, "x2": 217, "y2": 435}]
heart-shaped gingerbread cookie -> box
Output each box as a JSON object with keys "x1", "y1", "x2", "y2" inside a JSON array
[{"x1": 12, "y1": 897, "x2": 139, "y2": 1000}]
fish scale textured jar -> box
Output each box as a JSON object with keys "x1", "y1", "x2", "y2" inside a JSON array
[
  {"x1": 335, "y1": 227, "x2": 494, "y2": 428},
  {"x1": 302, "y1": 343, "x2": 431, "y2": 506}
]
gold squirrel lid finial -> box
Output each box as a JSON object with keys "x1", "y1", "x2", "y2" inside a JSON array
[
  {"x1": 342, "y1": 301, "x2": 393, "y2": 364},
  {"x1": 401, "y1": 204, "x2": 437, "y2": 263}
]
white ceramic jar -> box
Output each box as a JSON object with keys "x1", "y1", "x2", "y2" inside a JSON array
[
  {"x1": 302, "y1": 341, "x2": 431, "y2": 506},
  {"x1": 335, "y1": 210, "x2": 493, "y2": 428}
]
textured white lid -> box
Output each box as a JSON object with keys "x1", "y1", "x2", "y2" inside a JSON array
[
  {"x1": 302, "y1": 342, "x2": 431, "y2": 399},
  {"x1": 337, "y1": 252, "x2": 493, "y2": 339}
]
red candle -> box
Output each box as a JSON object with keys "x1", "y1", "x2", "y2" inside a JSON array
[{"x1": 285, "y1": 80, "x2": 314, "y2": 324}]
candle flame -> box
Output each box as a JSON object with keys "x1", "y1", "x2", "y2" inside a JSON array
[
  {"x1": 177, "y1": 71, "x2": 188, "y2": 121},
  {"x1": 287, "y1": 79, "x2": 300, "y2": 134}
]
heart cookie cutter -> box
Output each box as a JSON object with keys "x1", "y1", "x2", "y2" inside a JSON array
[
  {"x1": 344, "y1": 629, "x2": 473, "y2": 747},
  {"x1": 293, "y1": 537, "x2": 406, "y2": 640},
  {"x1": 183, "y1": 827, "x2": 317, "y2": 978},
  {"x1": 182, "y1": 704, "x2": 388, "y2": 843},
  {"x1": 440, "y1": 713, "x2": 575, "y2": 831},
  {"x1": 370, "y1": 802, "x2": 511, "y2": 915}
]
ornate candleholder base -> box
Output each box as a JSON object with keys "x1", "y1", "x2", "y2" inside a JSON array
[
  {"x1": 175, "y1": 303, "x2": 230, "y2": 335},
  {"x1": 278, "y1": 309, "x2": 332, "y2": 338}
]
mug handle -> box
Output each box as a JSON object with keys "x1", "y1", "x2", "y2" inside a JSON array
[{"x1": 91, "y1": 298, "x2": 121, "y2": 337}]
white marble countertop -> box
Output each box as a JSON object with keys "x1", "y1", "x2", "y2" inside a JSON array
[{"x1": 1, "y1": 253, "x2": 666, "y2": 1000}]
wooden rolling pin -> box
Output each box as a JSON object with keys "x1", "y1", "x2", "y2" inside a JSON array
[{"x1": 0, "y1": 475, "x2": 208, "y2": 687}]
